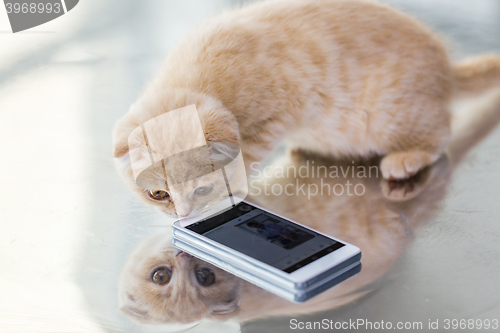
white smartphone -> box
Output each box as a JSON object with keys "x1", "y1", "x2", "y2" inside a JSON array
[
  {"x1": 172, "y1": 200, "x2": 361, "y2": 297},
  {"x1": 172, "y1": 237, "x2": 362, "y2": 303}
]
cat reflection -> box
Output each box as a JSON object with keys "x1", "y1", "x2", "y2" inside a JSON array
[
  {"x1": 118, "y1": 93, "x2": 500, "y2": 323},
  {"x1": 118, "y1": 232, "x2": 241, "y2": 324}
]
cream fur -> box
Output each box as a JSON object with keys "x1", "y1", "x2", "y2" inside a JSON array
[
  {"x1": 113, "y1": 0, "x2": 500, "y2": 216},
  {"x1": 118, "y1": 88, "x2": 500, "y2": 323}
]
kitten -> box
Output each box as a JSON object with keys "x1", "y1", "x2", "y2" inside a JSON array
[
  {"x1": 113, "y1": 0, "x2": 500, "y2": 217},
  {"x1": 118, "y1": 89, "x2": 500, "y2": 324},
  {"x1": 118, "y1": 232, "x2": 242, "y2": 324}
]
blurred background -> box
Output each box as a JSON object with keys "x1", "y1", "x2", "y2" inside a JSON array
[{"x1": 0, "y1": 0, "x2": 499, "y2": 332}]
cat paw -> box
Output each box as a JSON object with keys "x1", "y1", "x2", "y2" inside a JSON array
[
  {"x1": 380, "y1": 167, "x2": 429, "y2": 201},
  {"x1": 380, "y1": 154, "x2": 448, "y2": 202},
  {"x1": 380, "y1": 151, "x2": 435, "y2": 179}
]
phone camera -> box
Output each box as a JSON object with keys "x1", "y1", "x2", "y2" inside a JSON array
[{"x1": 238, "y1": 204, "x2": 252, "y2": 212}]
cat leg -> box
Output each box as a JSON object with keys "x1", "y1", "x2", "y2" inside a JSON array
[
  {"x1": 378, "y1": 99, "x2": 451, "y2": 180},
  {"x1": 380, "y1": 165, "x2": 432, "y2": 201},
  {"x1": 380, "y1": 150, "x2": 440, "y2": 180}
]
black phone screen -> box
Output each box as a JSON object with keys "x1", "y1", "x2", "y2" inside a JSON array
[{"x1": 185, "y1": 202, "x2": 344, "y2": 273}]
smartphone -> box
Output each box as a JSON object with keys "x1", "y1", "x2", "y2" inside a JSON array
[
  {"x1": 172, "y1": 200, "x2": 361, "y2": 300},
  {"x1": 172, "y1": 237, "x2": 362, "y2": 303}
]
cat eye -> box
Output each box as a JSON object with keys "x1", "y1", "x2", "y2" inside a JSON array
[
  {"x1": 151, "y1": 267, "x2": 171, "y2": 285},
  {"x1": 195, "y1": 268, "x2": 215, "y2": 286},
  {"x1": 148, "y1": 190, "x2": 170, "y2": 202},
  {"x1": 193, "y1": 186, "x2": 214, "y2": 197}
]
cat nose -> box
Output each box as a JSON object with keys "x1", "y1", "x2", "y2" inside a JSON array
[
  {"x1": 174, "y1": 208, "x2": 189, "y2": 218},
  {"x1": 173, "y1": 202, "x2": 191, "y2": 218}
]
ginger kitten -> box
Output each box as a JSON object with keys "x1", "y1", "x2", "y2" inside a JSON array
[
  {"x1": 118, "y1": 233, "x2": 241, "y2": 324},
  {"x1": 118, "y1": 90, "x2": 500, "y2": 324},
  {"x1": 113, "y1": 0, "x2": 500, "y2": 217}
]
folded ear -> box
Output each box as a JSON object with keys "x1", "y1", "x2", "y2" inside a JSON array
[
  {"x1": 113, "y1": 104, "x2": 145, "y2": 158},
  {"x1": 199, "y1": 104, "x2": 240, "y2": 145},
  {"x1": 114, "y1": 141, "x2": 129, "y2": 158},
  {"x1": 209, "y1": 142, "x2": 240, "y2": 167},
  {"x1": 119, "y1": 304, "x2": 151, "y2": 323},
  {"x1": 210, "y1": 298, "x2": 240, "y2": 319},
  {"x1": 113, "y1": 118, "x2": 132, "y2": 158}
]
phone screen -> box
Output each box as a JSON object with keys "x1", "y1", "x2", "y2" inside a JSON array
[{"x1": 186, "y1": 202, "x2": 344, "y2": 273}]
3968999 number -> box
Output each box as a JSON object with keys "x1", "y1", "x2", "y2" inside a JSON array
[
  {"x1": 5, "y1": 2, "x2": 61, "y2": 14},
  {"x1": 444, "y1": 319, "x2": 499, "y2": 330}
]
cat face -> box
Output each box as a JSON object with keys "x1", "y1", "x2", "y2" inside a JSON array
[
  {"x1": 113, "y1": 89, "x2": 241, "y2": 218},
  {"x1": 138, "y1": 167, "x2": 231, "y2": 217},
  {"x1": 119, "y1": 233, "x2": 242, "y2": 324},
  {"x1": 126, "y1": 142, "x2": 241, "y2": 217}
]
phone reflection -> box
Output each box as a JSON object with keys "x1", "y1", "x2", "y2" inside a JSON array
[{"x1": 118, "y1": 95, "x2": 500, "y2": 324}]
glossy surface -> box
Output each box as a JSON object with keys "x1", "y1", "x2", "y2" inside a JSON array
[{"x1": 0, "y1": 1, "x2": 499, "y2": 332}]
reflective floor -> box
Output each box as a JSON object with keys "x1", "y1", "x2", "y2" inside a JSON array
[{"x1": 0, "y1": 1, "x2": 499, "y2": 332}]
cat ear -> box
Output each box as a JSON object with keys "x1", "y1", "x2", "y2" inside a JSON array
[
  {"x1": 113, "y1": 125, "x2": 130, "y2": 158},
  {"x1": 209, "y1": 142, "x2": 240, "y2": 164},
  {"x1": 119, "y1": 304, "x2": 151, "y2": 323},
  {"x1": 113, "y1": 119, "x2": 131, "y2": 159},
  {"x1": 113, "y1": 105, "x2": 145, "y2": 159},
  {"x1": 210, "y1": 298, "x2": 240, "y2": 318},
  {"x1": 114, "y1": 143, "x2": 129, "y2": 159},
  {"x1": 199, "y1": 103, "x2": 240, "y2": 145},
  {"x1": 118, "y1": 291, "x2": 152, "y2": 323},
  {"x1": 112, "y1": 121, "x2": 131, "y2": 171}
]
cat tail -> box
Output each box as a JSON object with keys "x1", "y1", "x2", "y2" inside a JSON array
[
  {"x1": 452, "y1": 54, "x2": 500, "y2": 99},
  {"x1": 448, "y1": 54, "x2": 500, "y2": 164},
  {"x1": 447, "y1": 88, "x2": 500, "y2": 165}
]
